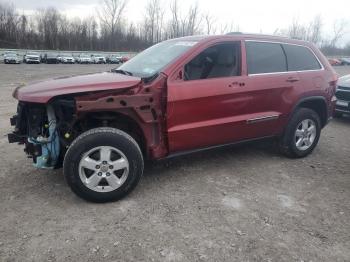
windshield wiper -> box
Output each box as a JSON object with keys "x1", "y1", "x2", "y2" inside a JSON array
[{"x1": 112, "y1": 69, "x2": 133, "y2": 76}]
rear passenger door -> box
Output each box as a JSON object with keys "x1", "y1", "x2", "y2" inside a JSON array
[
  {"x1": 243, "y1": 41, "x2": 303, "y2": 136},
  {"x1": 282, "y1": 43, "x2": 324, "y2": 95}
]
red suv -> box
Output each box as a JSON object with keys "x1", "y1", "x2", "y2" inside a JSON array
[{"x1": 8, "y1": 34, "x2": 337, "y2": 202}]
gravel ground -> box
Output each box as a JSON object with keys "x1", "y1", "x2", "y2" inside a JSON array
[{"x1": 0, "y1": 64, "x2": 349, "y2": 262}]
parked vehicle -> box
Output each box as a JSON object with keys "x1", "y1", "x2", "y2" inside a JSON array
[
  {"x1": 43, "y1": 53, "x2": 59, "y2": 64},
  {"x1": 328, "y1": 58, "x2": 341, "y2": 66},
  {"x1": 334, "y1": 74, "x2": 350, "y2": 117},
  {"x1": 340, "y1": 57, "x2": 350, "y2": 65},
  {"x1": 23, "y1": 52, "x2": 40, "y2": 64},
  {"x1": 77, "y1": 54, "x2": 92, "y2": 64},
  {"x1": 91, "y1": 54, "x2": 106, "y2": 64},
  {"x1": 61, "y1": 54, "x2": 75, "y2": 64},
  {"x1": 8, "y1": 34, "x2": 337, "y2": 202},
  {"x1": 3, "y1": 52, "x2": 21, "y2": 64},
  {"x1": 107, "y1": 55, "x2": 123, "y2": 64},
  {"x1": 121, "y1": 56, "x2": 129, "y2": 63}
]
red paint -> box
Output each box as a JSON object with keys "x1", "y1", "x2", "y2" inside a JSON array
[
  {"x1": 13, "y1": 34, "x2": 337, "y2": 159},
  {"x1": 14, "y1": 72, "x2": 141, "y2": 103}
]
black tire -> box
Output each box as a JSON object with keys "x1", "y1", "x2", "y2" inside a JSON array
[
  {"x1": 279, "y1": 108, "x2": 321, "y2": 158},
  {"x1": 63, "y1": 127, "x2": 144, "y2": 202}
]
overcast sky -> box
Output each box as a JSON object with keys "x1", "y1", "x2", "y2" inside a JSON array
[{"x1": 5, "y1": 0, "x2": 350, "y2": 45}]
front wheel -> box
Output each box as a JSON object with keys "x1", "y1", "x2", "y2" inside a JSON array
[
  {"x1": 63, "y1": 127, "x2": 144, "y2": 202},
  {"x1": 279, "y1": 108, "x2": 321, "y2": 158}
]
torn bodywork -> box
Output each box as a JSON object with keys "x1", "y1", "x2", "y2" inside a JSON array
[{"x1": 8, "y1": 73, "x2": 169, "y2": 169}]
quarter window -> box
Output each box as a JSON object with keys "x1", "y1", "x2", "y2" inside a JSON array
[
  {"x1": 283, "y1": 44, "x2": 321, "y2": 71},
  {"x1": 246, "y1": 42, "x2": 287, "y2": 74}
]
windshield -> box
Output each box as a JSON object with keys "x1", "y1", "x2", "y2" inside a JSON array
[
  {"x1": 6, "y1": 53, "x2": 17, "y2": 57},
  {"x1": 118, "y1": 40, "x2": 198, "y2": 78}
]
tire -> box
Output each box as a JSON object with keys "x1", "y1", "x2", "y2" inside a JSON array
[
  {"x1": 63, "y1": 127, "x2": 144, "y2": 202},
  {"x1": 279, "y1": 108, "x2": 321, "y2": 158}
]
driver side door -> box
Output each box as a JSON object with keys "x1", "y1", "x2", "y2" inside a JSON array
[{"x1": 166, "y1": 41, "x2": 247, "y2": 153}]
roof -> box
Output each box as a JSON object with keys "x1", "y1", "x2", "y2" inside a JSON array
[{"x1": 172, "y1": 33, "x2": 311, "y2": 46}]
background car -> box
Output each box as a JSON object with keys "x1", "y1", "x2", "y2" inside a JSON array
[
  {"x1": 77, "y1": 54, "x2": 92, "y2": 64},
  {"x1": 91, "y1": 54, "x2": 106, "y2": 64},
  {"x1": 23, "y1": 52, "x2": 40, "y2": 64},
  {"x1": 121, "y1": 56, "x2": 129, "y2": 63},
  {"x1": 107, "y1": 55, "x2": 123, "y2": 64},
  {"x1": 334, "y1": 74, "x2": 350, "y2": 117},
  {"x1": 43, "y1": 53, "x2": 59, "y2": 64},
  {"x1": 61, "y1": 54, "x2": 75, "y2": 64},
  {"x1": 340, "y1": 57, "x2": 350, "y2": 65},
  {"x1": 328, "y1": 58, "x2": 342, "y2": 66},
  {"x1": 3, "y1": 52, "x2": 21, "y2": 64}
]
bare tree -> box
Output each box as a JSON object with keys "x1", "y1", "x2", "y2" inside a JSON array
[
  {"x1": 306, "y1": 15, "x2": 322, "y2": 45},
  {"x1": 218, "y1": 21, "x2": 240, "y2": 34},
  {"x1": 169, "y1": 0, "x2": 180, "y2": 38},
  {"x1": 287, "y1": 17, "x2": 306, "y2": 39},
  {"x1": 184, "y1": 3, "x2": 201, "y2": 36},
  {"x1": 330, "y1": 19, "x2": 347, "y2": 47},
  {"x1": 203, "y1": 13, "x2": 216, "y2": 35},
  {"x1": 98, "y1": 0, "x2": 128, "y2": 49},
  {"x1": 143, "y1": 0, "x2": 164, "y2": 44}
]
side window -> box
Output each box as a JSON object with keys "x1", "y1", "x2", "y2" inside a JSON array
[
  {"x1": 246, "y1": 42, "x2": 287, "y2": 74},
  {"x1": 282, "y1": 44, "x2": 321, "y2": 71},
  {"x1": 184, "y1": 42, "x2": 240, "y2": 81}
]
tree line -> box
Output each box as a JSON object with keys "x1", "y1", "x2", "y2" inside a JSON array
[{"x1": 0, "y1": 0, "x2": 349, "y2": 55}]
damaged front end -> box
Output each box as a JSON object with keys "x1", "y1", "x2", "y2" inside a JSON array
[{"x1": 8, "y1": 99, "x2": 75, "y2": 169}]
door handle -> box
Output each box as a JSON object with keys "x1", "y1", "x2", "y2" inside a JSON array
[{"x1": 286, "y1": 77, "x2": 300, "y2": 83}]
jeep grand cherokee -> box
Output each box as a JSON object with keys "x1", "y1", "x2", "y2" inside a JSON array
[{"x1": 8, "y1": 34, "x2": 338, "y2": 202}]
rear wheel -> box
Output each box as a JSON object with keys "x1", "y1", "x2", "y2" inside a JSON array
[
  {"x1": 63, "y1": 127, "x2": 144, "y2": 202},
  {"x1": 279, "y1": 108, "x2": 321, "y2": 158}
]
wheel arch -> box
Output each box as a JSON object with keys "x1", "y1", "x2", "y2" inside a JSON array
[
  {"x1": 74, "y1": 111, "x2": 147, "y2": 156},
  {"x1": 291, "y1": 96, "x2": 328, "y2": 128}
]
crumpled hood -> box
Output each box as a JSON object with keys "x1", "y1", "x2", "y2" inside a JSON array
[
  {"x1": 338, "y1": 74, "x2": 350, "y2": 88},
  {"x1": 14, "y1": 72, "x2": 142, "y2": 103}
]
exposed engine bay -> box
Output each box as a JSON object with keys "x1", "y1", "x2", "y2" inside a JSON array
[{"x1": 8, "y1": 99, "x2": 75, "y2": 169}]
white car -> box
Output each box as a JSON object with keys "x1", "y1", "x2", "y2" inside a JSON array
[
  {"x1": 91, "y1": 54, "x2": 106, "y2": 64},
  {"x1": 61, "y1": 54, "x2": 75, "y2": 64},
  {"x1": 77, "y1": 54, "x2": 92, "y2": 64},
  {"x1": 24, "y1": 52, "x2": 40, "y2": 64},
  {"x1": 3, "y1": 52, "x2": 21, "y2": 64}
]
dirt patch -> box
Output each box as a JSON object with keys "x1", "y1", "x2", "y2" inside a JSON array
[{"x1": 0, "y1": 64, "x2": 349, "y2": 261}]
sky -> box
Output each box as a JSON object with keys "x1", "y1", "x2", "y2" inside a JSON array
[{"x1": 4, "y1": 0, "x2": 350, "y2": 45}]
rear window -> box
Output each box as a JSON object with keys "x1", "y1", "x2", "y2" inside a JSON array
[
  {"x1": 282, "y1": 44, "x2": 321, "y2": 71},
  {"x1": 246, "y1": 42, "x2": 287, "y2": 74}
]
